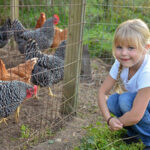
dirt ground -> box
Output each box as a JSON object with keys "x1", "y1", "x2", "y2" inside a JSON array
[
  {"x1": 0, "y1": 44, "x2": 111, "y2": 150},
  {"x1": 30, "y1": 86, "x2": 101, "y2": 150},
  {"x1": 29, "y1": 58, "x2": 110, "y2": 150}
]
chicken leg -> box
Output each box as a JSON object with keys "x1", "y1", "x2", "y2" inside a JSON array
[
  {"x1": 15, "y1": 105, "x2": 21, "y2": 123},
  {"x1": 0, "y1": 118, "x2": 8, "y2": 125},
  {"x1": 49, "y1": 87, "x2": 55, "y2": 97}
]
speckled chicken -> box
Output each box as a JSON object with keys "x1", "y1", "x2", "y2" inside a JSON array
[
  {"x1": 0, "y1": 80, "x2": 37, "y2": 124},
  {"x1": 34, "y1": 12, "x2": 67, "y2": 50},
  {"x1": 25, "y1": 39, "x2": 66, "y2": 96},
  {"x1": 0, "y1": 18, "x2": 12, "y2": 48},
  {"x1": 12, "y1": 14, "x2": 59, "y2": 54}
]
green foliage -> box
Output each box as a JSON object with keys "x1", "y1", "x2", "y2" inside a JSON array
[
  {"x1": 1, "y1": 0, "x2": 150, "y2": 59},
  {"x1": 84, "y1": 0, "x2": 150, "y2": 59},
  {"x1": 0, "y1": 0, "x2": 69, "y2": 28},
  {"x1": 83, "y1": 24, "x2": 113, "y2": 57},
  {"x1": 74, "y1": 121, "x2": 144, "y2": 150},
  {"x1": 20, "y1": 124, "x2": 30, "y2": 139},
  {"x1": 19, "y1": 1, "x2": 69, "y2": 28}
]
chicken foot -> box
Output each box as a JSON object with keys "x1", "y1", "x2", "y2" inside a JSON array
[{"x1": 0, "y1": 118, "x2": 8, "y2": 125}]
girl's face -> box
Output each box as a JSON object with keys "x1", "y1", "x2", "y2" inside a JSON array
[{"x1": 114, "y1": 44, "x2": 146, "y2": 69}]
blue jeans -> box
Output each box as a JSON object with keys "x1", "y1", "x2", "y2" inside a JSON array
[{"x1": 107, "y1": 92, "x2": 150, "y2": 146}]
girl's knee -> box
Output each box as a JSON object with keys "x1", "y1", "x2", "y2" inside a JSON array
[{"x1": 119, "y1": 92, "x2": 137, "y2": 113}]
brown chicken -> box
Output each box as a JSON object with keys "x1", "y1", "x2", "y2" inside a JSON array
[
  {"x1": 51, "y1": 26, "x2": 68, "y2": 50},
  {"x1": 35, "y1": 12, "x2": 46, "y2": 29},
  {"x1": 0, "y1": 58, "x2": 37, "y2": 84}
]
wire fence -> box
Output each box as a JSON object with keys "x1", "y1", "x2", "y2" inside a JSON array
[
  {"x1": 0, "y1": 0, "x2": 84, "y2": 149},
  {"x1": 0, "y1": 0, "x2": 150, "y2": 149}
]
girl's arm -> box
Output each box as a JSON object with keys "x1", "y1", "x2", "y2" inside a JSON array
[
  {"x1": 119, "y1": 87, "x2": 150, "y2": 126},
  {"x1": 98, "y1": 74, "x2": 123, "y2": 130},
  {"x1": 98, "y1": 74, "x2": 116, "y2": 121}
]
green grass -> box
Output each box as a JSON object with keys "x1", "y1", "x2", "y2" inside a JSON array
[
  {"x1": 74, "y1": 121, "x2": 144, "y2": 150},
  {"x1": 84, "y1": 0, "x2": 150, "y2": 59},
  {"x1": 20, "y1": 124, "x2": 30, "y2": 139}
]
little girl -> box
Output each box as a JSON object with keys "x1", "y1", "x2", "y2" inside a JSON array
[{"x1": 98, "y1": 19, "x2": 150, "y2": 150}]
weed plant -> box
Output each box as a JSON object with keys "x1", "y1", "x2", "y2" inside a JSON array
[{"x1": 74, "y1": 121, "x2": 144, "y2": 150}]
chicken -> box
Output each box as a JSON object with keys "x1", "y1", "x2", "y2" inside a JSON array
[
  {"x1": 12, "y1": 14, "x2": 59, "y2": 54},
  {"x1": 51, "y1": 26, "x2": 68, "y2": 50},
  {"x1": 35, "y1": 12, "x2": 46, "y2": 29},
  {"x1": 0, "y1": 80, "x2": 37, "y2": 124},
  {"x1": 34, "y1": 12, "x2": 67, "y2": 50},
  {"x1": 0, "y1": 58, "x2": 37, "y2": 84},
  {"x1": 25, "y1": 39, "x2": 66, "y2": 96},
  {"x1": 0, "y1": 18, "x2": 12, "y2": 48}
]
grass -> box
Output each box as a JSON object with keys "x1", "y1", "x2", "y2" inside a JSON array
[
  {"x1": 84, "y1": 0, "x2": 150, "y2": 59},
  {"x1": 74, "y1": 121, "x2": 144, "y2": 150},
  {"x1": 20, "y1": 124, "x2": 30, "y2": 139}
]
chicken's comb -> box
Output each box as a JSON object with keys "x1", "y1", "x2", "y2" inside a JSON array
[{"x1": 53, "y1": 14, "x2": 59, "y2": 25}]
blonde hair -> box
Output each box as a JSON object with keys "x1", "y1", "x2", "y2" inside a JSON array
[
  {"x1": 113, "y1": 19, "x2": 150, "y2": 56},
  {"x1": 112, "y1": 19, "x2": 150, "y2": 93},
  {"x1": 114, "y1": 64, "x2": 123, "y2": 93}
]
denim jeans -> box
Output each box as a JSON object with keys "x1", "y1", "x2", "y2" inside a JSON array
[{"x1": 107, "y1": 92, "x2": 150, "y2": 146}]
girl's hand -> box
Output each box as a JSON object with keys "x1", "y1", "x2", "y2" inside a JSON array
[{"x1": 109, "y1": 117, "x2": 123, "y2": 131}]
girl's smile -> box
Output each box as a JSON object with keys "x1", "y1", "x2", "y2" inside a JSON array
[
  {"x1": 114, "y1": 45, "x2": 146, "y2": 69},
  {"x1": 121, "y1": 58, "x2": 130, "y2": 62}
]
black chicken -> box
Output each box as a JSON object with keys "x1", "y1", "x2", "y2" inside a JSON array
[
  {"x1": 12, "y1": 14, "x2": 59, "y2": 54},
  {"x1": 0, "y1": 80, "x2": 37, "y2": 124},
  {"x1": 25, "y1": 39, "x2": 66, "y2": 96},
  {"x1": 0, "y1": 18, "x2": 12, "y2": 48}
]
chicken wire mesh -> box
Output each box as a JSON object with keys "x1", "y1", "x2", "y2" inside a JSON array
[
  {"x1": 0, "y1": 0, "x2": 150, "y2": 149},
  {"x1": 0, "y1": 1, "x2": 73, "y2": 150}
]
